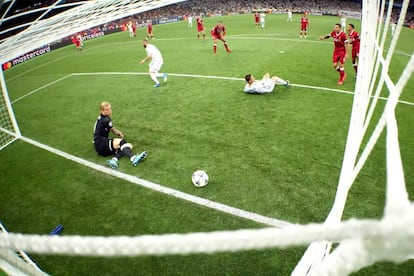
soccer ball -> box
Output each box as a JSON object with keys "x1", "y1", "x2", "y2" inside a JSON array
[{"x1": 191, "y1": 170, "x2": 209, "y2": 187}]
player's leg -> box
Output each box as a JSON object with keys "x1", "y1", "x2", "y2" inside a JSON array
[
  {"x1": 220, "y1": 38, "x2": 231, "y2": 52},
  {"x1": 203, "y1": 30, "x2": 206, "y2": 40},
  {"x1": 300, "y1": 28, "x2": 303, "y2": 38},
  {"x1": 108, "y1": 138, "x2": 147, "y2": 168},
  {"x1": 149, "y1": 61, "x2": 167, "y2": 87},
  {"x1": 353, "y1": 51, "x2": 358, "y2": 73},
  {"x1": 272, "y1": 76, "x2": 289, "y2": 86},
  {"x1": 337, "y1": 56, "x2": 347, "y2": 85},
  {"x1": 212, "y1": 36, "x2": 218, "y2": 54},
  {"x1": 149, "y1": 67, "x2": 160, "y2": 87}
]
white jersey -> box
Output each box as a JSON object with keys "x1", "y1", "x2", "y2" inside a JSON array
[
  {"x1": 188, "y1": 16, "x2": 193, "y2": 23},
  {"x1": 260, "y1": 13, "x2": 266, "y2": 22},
  {"x1": 145, "y1": 44, "x2": 163, "y2": 63},
  {"x1": 288, "y1": 11, "x2": 292, "y2": 18},
  {"x1": 244, "y1": 79, "x2": 275, "y2": 94}
]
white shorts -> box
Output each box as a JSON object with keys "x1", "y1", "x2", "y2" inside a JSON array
[
  {"x1": 261, "y1": 79, "x2": 275, "y2": 93},
  {"x1": 149, "y1": 59, "x2": 163, "y2": 72}
]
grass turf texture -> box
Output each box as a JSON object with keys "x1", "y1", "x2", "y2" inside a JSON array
[{"x1": 1, "y1": 13, "x2": 413, "y2": 275}]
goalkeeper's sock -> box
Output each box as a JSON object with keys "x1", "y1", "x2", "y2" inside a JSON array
[
  {"x1": 120, "y1": 144, "x2": 133, "y2": 159},
  {"x1": 115, "y1": 148, "x2": 125, "y2": 159}
]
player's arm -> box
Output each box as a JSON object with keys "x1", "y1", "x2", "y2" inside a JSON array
[
  {"x1": 319, "y1": 34, "x2": 330, "y2": 40},
  {"x1": 140, "y1": 54, "x2": 152, "y2": 64},
  {"x1": 110, "y1": 127, "x2": 124, "y2": 138}
]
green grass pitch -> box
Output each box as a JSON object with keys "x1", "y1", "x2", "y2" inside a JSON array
[{"x1": 1, "y1": 13, "x2": 413, "y2": 275}]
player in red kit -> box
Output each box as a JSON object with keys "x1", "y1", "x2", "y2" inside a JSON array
[
  {"x1": 347, "y1": 23, "x2": 360, "y2": 74},
  {"x1": 211, "y1": 21, "x2": 231, "y2": 55},
  {"x1": 320, "y1": 24, "x2": 349, "y2": 85},
  {"x1": 196, "y1": 17, "x2": 205, "y2": 40},
  {"x1": 146, "y1": 21, "x2": 154, "y2": 39},
  {"x1": 300, "y1": 14, "x2": 309, "y2": 38},
  {"x1": 254, "y1": 12, "x2": 260, "y2": 28}
]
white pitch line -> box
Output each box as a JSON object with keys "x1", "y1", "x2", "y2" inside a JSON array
[
  {"x1": 13, "y1": 72, "x2": 414, "y2": 107},
  {"x1": 18, "y1": 135, "x2": 292, "y2": 228},
  {"x1": 72, "y1": 72, "x2": 414, "y2": 106},
  {"x1": 11, "y1": 74, "x2": 73, "y2": 104}
]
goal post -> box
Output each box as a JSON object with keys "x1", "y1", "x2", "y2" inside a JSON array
[
  {"x1": 293, "y1": 0, "x2": 414, "y2": 274},
  {"x1": 0, "y1": 69, "x2": 21, "y2": 151}
]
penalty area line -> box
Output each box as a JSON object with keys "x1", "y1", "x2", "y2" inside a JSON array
[{"x1": 18, "y1": 135, "x2": 292, "y2": 228}]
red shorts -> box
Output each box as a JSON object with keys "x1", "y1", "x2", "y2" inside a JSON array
[
  {"x1": 301, "y1": 25, "x2": 307, "y2": 31},
  {"x1": 198, "y1": 26, "x2": 204, "y2": 32},
  {"x1": 75, "y1": 41, "x2": 81, "y2": 47},
  {"x1": 211, "y1": 32, "x2": 223, "y2": 40},
  {"x1": 255, "y1": 18, "x2": 260, "y2": 23},
  {"x1": 333, "y1": 51, "x2": 346, "y2": 64},
  {"x1": 352, "y1": 48, "x2": 360, "y2": 60}
]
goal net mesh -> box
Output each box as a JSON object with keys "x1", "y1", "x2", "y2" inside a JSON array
[
  {"x1": 0, "y1": 71, "x2": 20, "y2": 150},
  {"x1": 0, "y1": 0, "x2": 413, "y2": 275}
]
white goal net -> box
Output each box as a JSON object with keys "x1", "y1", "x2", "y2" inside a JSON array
[{"x1": 0, "y1": 0, "x2": 413, "y2": 275}]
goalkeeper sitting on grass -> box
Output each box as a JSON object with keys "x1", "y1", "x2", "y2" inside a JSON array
[
  {"x1": 244, "y1": 73, "x2": 289, "y2": 94},
  {"x1": 93, "y1": 102, "x2": 147, "y2": 169}
]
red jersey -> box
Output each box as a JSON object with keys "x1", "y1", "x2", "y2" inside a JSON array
[
  {"x1": 348, "y1": 30, "x2": 360, "y2": 51},
  {"x1": 301, "y1": 17, "x2": 309, "y2": 27},
  {"x1": 211, "y1": 24, "x2": 226, "y2": 37},
  {"x1": 330, "y1": 30, "x2": 348, "y2": 53},
  {"x1": 197, "y1": 18, "x2": 204, "y2": 31},
  {"x1": 147, "y1": 23, "x2": 152, "y2": 32},
  {"x1": 255, "y1": 13, "x2": 260, "y2": 23}
]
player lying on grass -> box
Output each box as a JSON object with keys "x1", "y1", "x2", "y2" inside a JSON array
[
  {"x1": 93, "y1": 102, "x2": 147, "y2": 169},
  {"x1": 244, "y1": 73, "x2": 289, "y2": 94}
]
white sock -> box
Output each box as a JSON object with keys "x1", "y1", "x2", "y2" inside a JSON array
[
  {"x1": 276, "y1": 78, "x2": 287, "y2": 85},
  {"x1": 156, "y1": 73, "x2": 164, "y2": 77},
  {"x1": 150, "y1": 73, "x2": 159, "y2": 84},
  {"x1": 130, "y1": 155, "x2": 135, "y2": 162}
]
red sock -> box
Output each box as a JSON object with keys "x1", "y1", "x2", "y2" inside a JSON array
[
  {"x1": 224, "y1": 43, "x2": 230, "y2": 52},
  {"x1": 339, "y1": 68, "x2": 345, "y2": 80},
  {"x1": 213, "y1": 44, "x2": 217, "y2": 54}
]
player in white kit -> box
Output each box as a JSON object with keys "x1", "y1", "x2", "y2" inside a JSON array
[
  {"x1": 127, "y1": 21, "x2": 134, "y2": 38},
  {"x1": 139, "y1": 39, "x2": 168, "y2": 88},
  {"x1": 340, "y1": 16, "x2": 347, "y2": 32},
  {"x1": 244, "y1": 73, "x2": 289, "y2": 94},
  {"x1": 260, "y1": 13, "x2": 266, "y2": 28},
  {"x1": 287, "y1": 10, "x2": 293, "y2": 22},
  {"x1": 188, "y1": 15, "x2": 193, "y2": 28}
]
